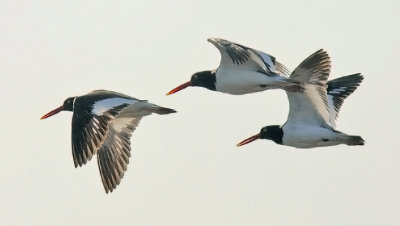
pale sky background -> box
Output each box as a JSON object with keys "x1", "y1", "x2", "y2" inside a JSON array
[{"x1": 1, "y1": 0, "x2": 399, "y2": 225}]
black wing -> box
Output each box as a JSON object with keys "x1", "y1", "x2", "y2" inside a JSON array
[
  {"x1": 327, "y1": 73, "x2": 364, "y2": 121},
  {"x1": 71, "y1": 104, "x2": 129, "y2": 167}
]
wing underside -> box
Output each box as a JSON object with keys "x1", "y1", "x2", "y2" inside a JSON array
[
  {"x1": 97, "y1": 116, "x2": 142, "y2": 193},
  {"x1": 286, "y1": 49, "x2": 332, "y2": 127}
]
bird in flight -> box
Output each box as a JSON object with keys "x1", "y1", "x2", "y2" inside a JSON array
[
  {"x1": 237, "y1": 50, "x2": 364, "y2": 148},
  {"x1": 166, "y1": 38, "x2": 304, "y2": 96},
  {"x1": 41, "y1": 90, "x2": 176, "y2": 193}
]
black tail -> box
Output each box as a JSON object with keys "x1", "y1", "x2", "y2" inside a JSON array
[
  {"x1": 154, "y1": 106, "x2": 177, "y2": 115},
  {"x1": 345, "y1": 135, "x2": 365, "y2": 146}
]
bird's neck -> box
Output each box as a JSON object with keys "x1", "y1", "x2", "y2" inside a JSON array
[
  {"x1": 200, "y1": 70, "x2": 216, "y2": 91},
  {"x1": 267, "y1": 125, "x2": 284, "y2": 145}
]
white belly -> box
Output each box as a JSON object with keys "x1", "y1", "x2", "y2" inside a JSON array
[
  {"x1": 215, "y1": 70, "x2": 280, "y2": 95},
  {"x1": 282, "y1": 123, "x2": 345, "y2": 148}
]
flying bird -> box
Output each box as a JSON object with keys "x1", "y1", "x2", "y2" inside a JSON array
[
  {"x1": 166, "y1": 38, "x2": 304, "y2": 95},
  {"x1": 237, "y1": 50, "x2": 365, "y2": 148},
  {"x1": 41, "y1": 90, "x2": 176, "y2": 193}
]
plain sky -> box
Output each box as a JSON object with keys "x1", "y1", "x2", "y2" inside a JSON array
[{"x1": 1, "y1": 0, "x2": 399, "y2": 225}]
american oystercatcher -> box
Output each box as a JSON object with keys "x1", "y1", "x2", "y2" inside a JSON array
[
  {"x1": 237, "y1": 50, "x2": 365, "y2": 148},
  {"x1": 166, "y1": 38, "x2": 304, "y2": 95},
  {"x1": 41, "y1": 90, "x2": 176, "y2": 193}
]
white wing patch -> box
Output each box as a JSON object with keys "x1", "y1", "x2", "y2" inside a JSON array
[
  {"x1": 327, "y1": 94, "x2": 337, "y2": 128},
  {"x1": 255, "y1": 50, "x2": 275, "y2": 70},
  {"x1": 92, "y1": 98, "x2": 138, "y2": 115},
  {"x1": 328, "y1": 87, "x2": 346, "y2": 94},
  {"x1": 254, "y1": 50, "x2": 290, "y2": 76}
]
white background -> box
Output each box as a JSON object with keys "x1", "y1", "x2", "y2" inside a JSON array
[{"x1": 1, "y1": 0, "x2": 399, "y2": 225}]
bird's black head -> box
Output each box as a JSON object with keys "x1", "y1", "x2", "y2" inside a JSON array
[
  {"x1": 260, "y1": 125, "x2": 283, "y2": 144},
  {"x1": 41, "y1": 96, "x2": 76, "y2": 120},
  {"x1": 62, "y1": 97, "x2": 75, "y2": 111},
  {"x1": 190, "y1": 70, "x2": 216, "y2": 91},
  {"x1": 237, "y1": 125, "x2": 283, "y2": 147},
  {"x1": 166, "y1": 70, "x2": 216, "y2": 95}
]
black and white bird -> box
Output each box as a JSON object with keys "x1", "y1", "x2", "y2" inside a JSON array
[
  {"x1": 166, "y1": 38, "x2": 304, "y2": 95},
  {"x1": 41, "y1": 90, "x2": 176, "y2": 193},
  {"x1": 237, "y1": 50, "x2": 365, "y2": 148}
]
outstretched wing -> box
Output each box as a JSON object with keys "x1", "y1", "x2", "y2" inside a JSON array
[
  {"x1": 71, "y1": 92, "x2": 139, "y2": 167},
  {"x1": 71, "y1": 104, "x2": 130, "y2": 167},
  {"x1": 96, "y1": 101, "x2": 176, "y2": 193},
  {"x1": 96, "y1": 115, "x2": 142, "y2": 193},
  {"x1": 286, "y1": 49, "x2": 332, "y2": 127},
  {"x1": 290, "y1": 49, "x2": 331, "y2": 85},
  {"x1": 208, "y1": 38, "x2": 289, "y2": 76},
  {"x1": 327, "y1": 73, "x2": 364, "y2": 126}
]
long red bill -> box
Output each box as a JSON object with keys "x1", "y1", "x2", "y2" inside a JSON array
[
  {"x1": 236, "y1": 134, "x2": 261, "y2": 147},
  {"x1": 166, "y1": 81, "x2": 191, "y2": 95},
  {"x1": 41, "y1": 106, "x2": 64, "y2": 120}
]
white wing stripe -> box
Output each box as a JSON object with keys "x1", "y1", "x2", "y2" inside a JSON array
[
  {"x1": 92, "y1": 98, "x2": 137, "y2": 115},
  {"x1": 329, "y1": 87, "x2": 346, "y2": 94}
]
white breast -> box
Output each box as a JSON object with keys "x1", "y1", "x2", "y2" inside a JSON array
[
  {"x1": 282, "y1": 123, "x2": 344, "y2": 148},
  {"x1": 215, "y1": 69, "x2": 280, "y2": 95}
]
